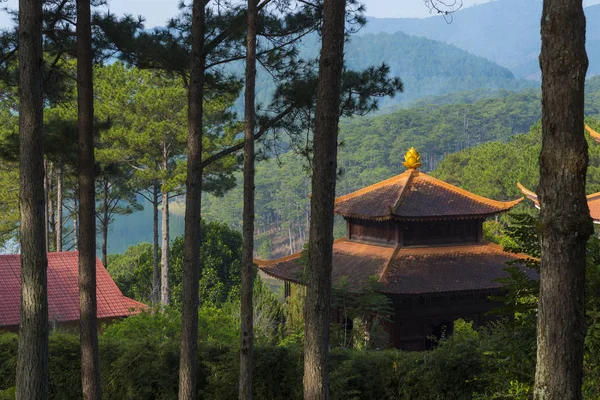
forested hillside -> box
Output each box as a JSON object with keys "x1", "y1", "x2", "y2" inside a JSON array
[
  {"x1": 432, "y1": 119, "x2": 600, "y2": 200},
  {"x1": 248, "y1": 29, "x2": 533, "y2": 110},
  {"x1": 360, "y1": 0, "x2": 600, "y2": 79},
  {"x1": 110, "y1": 78, "x2": 600, "y2": 257}
]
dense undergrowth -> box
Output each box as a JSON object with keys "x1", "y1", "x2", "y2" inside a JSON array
[{"x1": 0, "y1": 314, "x2": 598, "y2": 400}]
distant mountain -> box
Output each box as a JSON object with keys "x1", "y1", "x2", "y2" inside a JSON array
[
  {"x1": 250, "y1": 30, "x2": 534, "y2": 110},
  {"x1": 360, "y1": 0, "x2": 600, "y2": 79}
]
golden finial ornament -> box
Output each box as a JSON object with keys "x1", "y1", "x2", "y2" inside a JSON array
[{"x1": 402, "y1": 147, "x2": 421, "y2": 170}]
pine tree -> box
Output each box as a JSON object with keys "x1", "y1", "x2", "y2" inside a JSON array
[
  {"x1": 178, "y1": 0, "x2": 206, "y2": 397},
  {"x1": 534, "y1": 0, "x2": 593, "y2": 398},
  {"x1": 239, "y1": 0, "x2": 258, "y2": 397},
  {"x1": 303, "y1": 0, "x2": 346, "y2": 398},
  {"x1": 15, "y1": 0, "x2": 49, "y2": 398},
  {"x1": 77, "y1": 0, "x2": 102, "y2": 397}
]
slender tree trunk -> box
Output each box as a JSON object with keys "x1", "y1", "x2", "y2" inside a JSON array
[
  {"x1": 303, "y1": 0, "x2": 346, "y2": 398},
  {"x1": 161, "y1": 186, "x2": 170, "y2": 305},
  {"x1": 161, "y1": 142, "x2": 170, "y2": 306},
  {"x1": 48, "y1": 164, "x2": 55, "y2": 252},
  {"x1": 44, "y1": 159, "x2": 49, "y2": 252},
  {"x1": 534, "y1": 0, "x2": 592, "y2": 399},
  {"x1": 77, "y1": 0, "x2": 102, "y2": 398},
  {"x1": 239, "y1": 0, "x2": 258, "y2": 397},
  {"x1": 16, "y1": 0, "x2": 49, "y2": 397},
  {"x1": 73, "y1": 195, "x2": 78, "y2": 251},
  {"x1": 178, "y1": 0, "x2": 206, "y2": 398},
  {"x1": 56, "y1": 165, "x2": 63, "y2": 252},
  {"x1": 101, "y1": 180, "x2": 109, "y2": 268},
  {"x1": 152, "y1": 182, "x2": 160, "y2": 306}
]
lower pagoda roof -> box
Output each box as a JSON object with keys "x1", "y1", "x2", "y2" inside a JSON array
[{"x1": 256, "y1": 239, "x2": 536, "y2": 295}]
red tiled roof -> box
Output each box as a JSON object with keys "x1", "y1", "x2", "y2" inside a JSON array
[
  {"x1": 335, "y1": 170, "x2": 522, "y2": 220},
  {"x1": 0, "y1": 252, "x2": 146, "y2": 328},
  {"x1": 517, "y1": 182, "x2": 600, "y2": 222},
  {"x1": 257, "y1": 241, "x2": 535, "y2": 295}
]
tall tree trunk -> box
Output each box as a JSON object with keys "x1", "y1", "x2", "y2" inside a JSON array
[
  {"x1": 239, "y1": 0, "x2": 258, "y2": 397},
  {"x1": 534, "y1": 0, "x2": 592, "y2": 399},
  {"x1": 16, "y1": 0, "x2": 49, "y2": 397},
  {"x1": 77, "y1": 0, "x2": 102, "y2": 398},
  {"x1": 44, "y1": 159, "x2": 49, "y2": 252},
  {"x1": 152, "y1": 182, "x2": 160, "y2": 306},
  {"x1": 178, "y1": 0, "x2": 206, "y2": 398},
  {"x1": 56, "y1": 165, "x2": 63, "y2": 252},
  {"x1": 101, "y1": 179, "x2": 109, "y2": 268},
  {"x1": 303, "y1": 0, "x2": 345, "y2": 397}
]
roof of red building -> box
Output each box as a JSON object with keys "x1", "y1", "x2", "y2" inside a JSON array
[
  {"x1": 0, "y1": 252, "x2": 147, "y2": 328},
  {"x1": 256, "y1": 240, "x2": 536, "y2": 294},
  {"x1": 334, "y1": 170, "x2": 522, "y2": 221},
  {"x1": 517, "y1": 182, "x2": 600, "y2": 222}
]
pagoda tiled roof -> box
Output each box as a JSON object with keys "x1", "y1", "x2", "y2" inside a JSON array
[
  {"x1": 517, "y1": 182, "x2": 600, "y2": 222},
  {"x1": 256, "y1": 240, "x2": 536, "y2": 295},
  {"x1": 587, "y1": 124, "x2": 600, "y2": 142},
  {"x1": 334, "y1": 170, "x2": 523, "y2": 221},
  {"x1": 0, "y1": 251, "x2": 146, "y2": 328}
]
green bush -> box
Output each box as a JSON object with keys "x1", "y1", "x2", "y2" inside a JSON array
[{"x1": 0, "y1": 314, "x2": 597, "y2": 399}]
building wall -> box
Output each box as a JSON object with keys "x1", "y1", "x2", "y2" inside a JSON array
[{"x1": 387, "y1": 289, "x2": 504, "y2": 351}]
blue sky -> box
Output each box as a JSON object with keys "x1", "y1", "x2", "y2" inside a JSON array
[{"x1": 2, "y1": 0, "x2": 600, "y2": 29}]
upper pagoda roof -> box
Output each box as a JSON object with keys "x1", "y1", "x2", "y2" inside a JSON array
[
  {"x1": 334, "y1": 169, "x2": 523, "y2": 221},
  {"x1": 517, "y1": 182, "x2": 600, "y2": 223},
  {"x1": 256, "y1": 239, "x2": 536, "y2": 295}
]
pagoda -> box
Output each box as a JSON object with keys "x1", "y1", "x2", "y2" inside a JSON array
[
  {"x1": 518, "y1": 182, "x2": 600, "y2": 224},
  {"x1": 257, "y1": 148, "x2": 534, "y2": 351},
  {"x1": 516, "y1": 124, "x2": 600, "y2": 223}
]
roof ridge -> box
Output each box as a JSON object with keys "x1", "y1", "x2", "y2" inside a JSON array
[
  {"x1": 334, "y1": 170, "x2": 411, "y2": 204},
  {"x1": 416, "y1": 172, "x2": 523, "y2": 208},
  {"x1": 378, "y1": 245, "x2": 401, "y2": 284},
  {"x1": 391, "y1": 169, "x2": 416, "y2": 214}
]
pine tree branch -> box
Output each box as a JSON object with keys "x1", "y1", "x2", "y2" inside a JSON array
[{"x1": 200, "y1": 104, "x2": 294, "y2": 169}]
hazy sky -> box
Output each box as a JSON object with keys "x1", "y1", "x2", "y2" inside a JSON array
[{"x1": 1, "y1": 0, "x2": 600, "y2": 29}]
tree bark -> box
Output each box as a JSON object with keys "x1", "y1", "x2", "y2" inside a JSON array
[
  {"x1": 56, "y1": 165, "x2": 63, "y2": 252},
  {"x1": 534, "y1": 0, "x2": 592, "y2": 399},
  {"x1": 178, "y1": 0, "x2": 206, "y2": 398},
  {"x1": 152, "y1": 182, "x2": 160, "y2": 306},
  {"x1": 303, "y1": 0, "x2": 346, "y2": 398},
  {"x1": 101, "y1": 179, "x2": 109, "y2": 268},
  {"x1": 239, "y1": 0, "x2": 258, "y2": 397},
  {"x1": 16, "y1": 0, "x2": 49, "y2": 397},
  {"x1": 77, "y1": 0, "x2": 102, "y2": 398}
]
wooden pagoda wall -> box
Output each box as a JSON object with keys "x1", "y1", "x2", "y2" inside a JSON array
[
  {"x1": 386, "y1": 289, "x2": 505, "y2": 351},
  {"x1": 346, "y1": 218, "x2": 483, "y2": 247}
]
